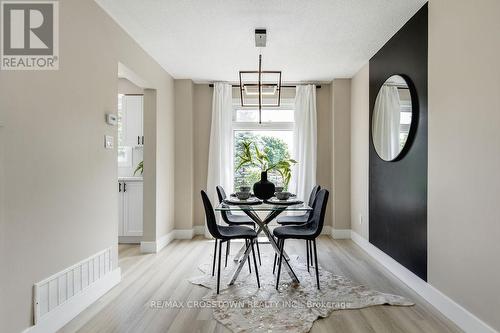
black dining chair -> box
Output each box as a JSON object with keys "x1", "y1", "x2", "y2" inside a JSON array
[
  {"x1": 273, "y1": 189, "x2": 329, "y2": 290},
  {"x1": 216, "y1": 186, "x2": 261, "y2": 266},
  {"x1": 201, "y1": 190, "x2": 260, "y2": 294},
  {"x1": 275, "y1": 185, "x2": 321, "y2": 271}
]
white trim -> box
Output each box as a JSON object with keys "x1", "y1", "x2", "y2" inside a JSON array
[
  {"x1": 321, "y1": 225, "x2": 332, "y2": 235},
  {"x1": 140, "y1": 230, "x2": 175, "y2": 253},
  {"x1": 232, "y1": 121, "x2": 294, "y2": 131},
  {"x1": 23, "y1": 268, "x2": 121, "y2": 333},
  {"x1": 173, "y1": 229, "x2": 195, "y2": 239},
  {"x1": 139, "y1": 240, "x2": 158, "y2": 253},
  {"x1": 140, "y1": 227, "x2": 208, "y2": 253},
  {"x1": 193, "y1": 225, "x2": 206, "y2": 236},
  {"x1": 331, "y1": 228, "x2": 351, "y2": 239},
  {"x1": 118, "y1": 236, "x2": 142, "y2": 244},
  {"x1": 350, "y1": 231, "x2": 497, "y2": 333}
]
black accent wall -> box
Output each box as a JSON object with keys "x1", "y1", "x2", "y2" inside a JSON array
[{"x1": 369, "y1": 4, "x2": 428, "y2": 280}]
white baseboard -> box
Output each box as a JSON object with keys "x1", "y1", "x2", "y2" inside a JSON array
[
  {"x1": 140, "y1": 230, "x2": 175, "y2": 253},
  {"x1": 350, "y1": 231, "x2": 497, "y2": 333},
  {"x1": 23, "y1": 268, "x2": 121, "y2": 333},
  {"x1": 140, "y1": 227, "x2": 207, "y2": 253},
  {"x1": 331, "y1": 228, "x2": 351, "y2": 239},
  {"x1": 118, "y1": 236, "x2": 142, "y2": 244},
  {"x1": 321, "y1": 225, "x2": 332, "y2": 235},
  {"x1": 174, "y1": 229, "x2": 194, "y2": 239},
  {"x1": 193, "y1": 225, "x2": 205, "y2": 235}
]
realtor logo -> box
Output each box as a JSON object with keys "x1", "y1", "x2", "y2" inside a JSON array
[{"x1": 1, "y1": 1, "x2": 58, "y2": 70}]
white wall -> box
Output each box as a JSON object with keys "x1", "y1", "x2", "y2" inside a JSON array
[
  {"x1": 428, "y1": 0, "x2": 500, "y2": 330},
  {"x1": 350, "y1": 64, "x2": 370, "y2": 238},
  {"x1": 0, "y1": 0, "x2": 175, "y2": 331}
]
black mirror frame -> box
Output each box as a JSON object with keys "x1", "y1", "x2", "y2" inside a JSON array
[{"x1": 371, "y1": 73, "x2": 419, "y2": 162}]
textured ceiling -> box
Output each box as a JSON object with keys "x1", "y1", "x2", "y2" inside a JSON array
[{"x1": 96, "y1": 0, "x2": 426, "y2": 82}]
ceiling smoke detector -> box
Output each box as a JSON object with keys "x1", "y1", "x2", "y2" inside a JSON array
[{"x1": 255, "y1": 29, "x2": 267, "y2": 47}]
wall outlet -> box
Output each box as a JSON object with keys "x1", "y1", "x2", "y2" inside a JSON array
[{"x1": 359, "y1": 214, "x2": 363, "y2": 225}]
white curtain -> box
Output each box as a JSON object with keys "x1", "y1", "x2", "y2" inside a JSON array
[
  {"x1": 206, "y1": 82, "x2": 234, "y2": 212},
  {"x1": 372, "y1": 86, "x2": 401, "y2": 159},
  {"x1": 291, "y1": 85, "x2": 317, "y2": 202}
]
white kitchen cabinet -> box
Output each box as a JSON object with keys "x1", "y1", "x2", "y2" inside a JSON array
[
  {"x1": 118, "y1": 179, "x2": 143, "y2": 237},
  {"x1": 122, "y1": 95, "x2": 144, "y2": 147}
]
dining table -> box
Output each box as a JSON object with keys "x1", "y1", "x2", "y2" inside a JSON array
[{"x1": 215, "y1": 198, "x2": 312, "y2": 285}]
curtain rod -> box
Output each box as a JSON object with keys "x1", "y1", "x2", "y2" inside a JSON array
[{"x1": 208, "y1": 84, "x2": 321, "y2": 89}]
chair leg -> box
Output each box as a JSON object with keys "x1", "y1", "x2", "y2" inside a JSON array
[
  {"x1": 212, "y1": 239, "x2": 218, "y2": 276},
  {"x1": 250, "y1": 239, "x2": 260, "y2": 288},
  {"x1": 276, "y1": 239, "x2": 285, "y2": 290},
  {"x1": 245, "y1": 240, "x2": 252, "y2": 273},
  {"x1": 225, "y1": 240, "x2": 230, "y2": 268},
  {"x1": 256, "y1": 238, "x2": 262, "y2": 266},
  {"x1": 217, "y1": 240, "x2": 223, "y2": 294},
  {"x1": 306, "y1": 240, "x2": 310, "y2": 272},
  {"x1": 253, "y1": 224, "x2": 262, "y2": 266},
  {"x1": 273, "y1": 238, "x2": 281, "y2": 274},
  {"x1": 309, "y1": 240, "x2": 314, "y2": 267},
  {"x1": 313, "y1": 239, "x2": 320, "y2": 289}
]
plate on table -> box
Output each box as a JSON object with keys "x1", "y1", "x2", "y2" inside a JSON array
[
  {"x1": 266, "y1": 197, "x2": 303, "y2": 206},
  {"x1": 223, "y1": 197, "x2": 262, "y2": 205}
]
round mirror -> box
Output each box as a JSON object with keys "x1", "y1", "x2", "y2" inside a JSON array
[{"x1": 372, "y1": 75, "x2": 413, "y2": 161}]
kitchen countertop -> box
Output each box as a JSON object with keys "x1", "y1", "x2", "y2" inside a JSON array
[{"x1": 118, "y1": 176, "x2": 143, "y2": 182}]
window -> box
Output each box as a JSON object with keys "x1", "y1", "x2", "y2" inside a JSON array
[
  {"x1": 232, "y1": 101, "x2": 295, "y2": 191},
  {"x1": 398, "y1": 90, "x2": 412, "y2": 148}
]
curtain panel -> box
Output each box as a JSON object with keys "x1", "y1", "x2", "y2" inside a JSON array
[{"x1": 291, "y1": 85, "x2": 317, "y2": 202}]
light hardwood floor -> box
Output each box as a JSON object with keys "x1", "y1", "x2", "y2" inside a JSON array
[{"x1": 60, "y1": 236, "x2": 461, "y2": 333}]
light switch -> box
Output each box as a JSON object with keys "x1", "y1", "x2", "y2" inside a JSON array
[{"x1": 104, "y1": 135, "x2": 114, "y2": 149}]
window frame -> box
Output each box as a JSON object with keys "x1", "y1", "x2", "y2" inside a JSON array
[
  {"x1": 232, "y1": 98, "x2": 295, "y2": 131},
  {"x1": 231, "y1": 100, "x2": 295, "y2": 190}
]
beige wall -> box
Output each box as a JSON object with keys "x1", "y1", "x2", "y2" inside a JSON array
[
  {"x1": 0, "y1": 120, "x2": 5, "y2": 327},
  {"x1": 350, "y1": 64, "x2": 370, "y2": 238},
  {"x1": 174, "y1": 80, "x2": 195, "y2": 230},
  {"x1": 331, "y1": 79, "x2": 351, "y2": 230},
  {"x1": 316, "y1": 84, "x2": 334, "y2": 226},
  {"x1": 192, "y1": 84, "x2": 213, "y2": 226},
  {"x1": 118, "y1": 78, "x2": 144, "y2": 94},
  {"x1": 188, "y1": 84, "x2": 335, "y2": 227},
  {"x1": 428, "y1": 0, "x2": 500, "y2": 330},
  {"x1": 0, "y1": 0, "x2": 175, "y2": 331}
]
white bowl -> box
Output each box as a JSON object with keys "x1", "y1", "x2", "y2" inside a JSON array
[
  {"x1": 239, "y1": 186, "x2": 251, "y2": 193},
  {"x1": 276, "y1": 192, "x2": 291, "y2": 200},
  {"x1": 236, "y1": 192, "x2": 251, "y2": 200}
]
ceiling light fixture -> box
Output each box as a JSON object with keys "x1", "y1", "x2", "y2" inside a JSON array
[{"x1": 239, "y1": 29, "x2": 282, "y2": 124}]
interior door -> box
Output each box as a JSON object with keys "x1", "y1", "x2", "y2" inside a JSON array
[{"x1": 123, "y1": 181, "x2": 143, "y2": 236}]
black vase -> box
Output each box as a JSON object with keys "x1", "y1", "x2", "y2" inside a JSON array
[{"x1": 253, "y1": 171, "x2": 276, "y2": 200}]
